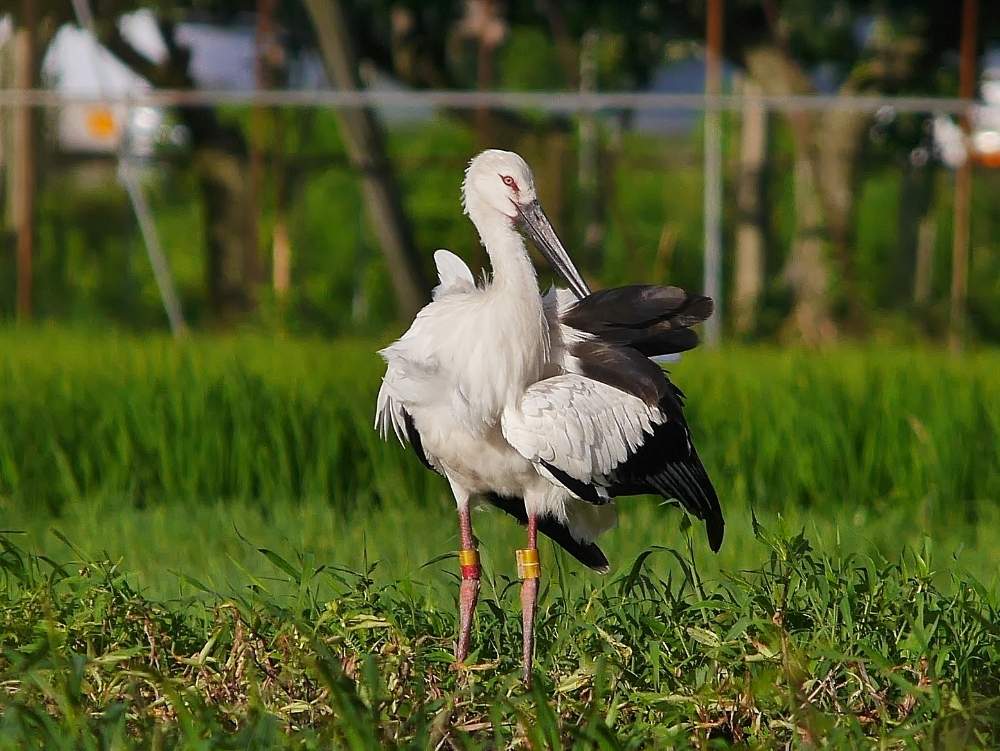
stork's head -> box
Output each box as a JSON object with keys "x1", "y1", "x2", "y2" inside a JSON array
[
  {"x1": 462, "y1": 149, "x2": 537, "y2": 219},
  {"x1": 462, "y1": 149, "x2": 590, "y2": 299}
]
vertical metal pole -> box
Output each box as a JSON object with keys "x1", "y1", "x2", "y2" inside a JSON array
[
  {"x1": 949, "y1": 0, "x2": 977, "y2": 352},
  {"x1": 119, "y1": 158, "x2": 187, "y2": 336},
  {"x1": 71, "y1": 0, "x2": 187, "y2": 336},
  {"x1": 703, "y1": 0, "x2": 724, "y2": 346}
]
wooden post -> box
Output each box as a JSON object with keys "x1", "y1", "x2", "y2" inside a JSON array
[
  {"x1": 12, "y1": 0, "x2": 37, "y2": 320},
  {"x1": 578, "y1": 29, "x2": 603, "y2": 263},
  {"x1": 474, "y1": 0, "x2": 499, "y2": 147},
  {"x1": 949, "y1": 0, "x2": 977, "y2": 351},
  {"x1": 253, "y1": 0, "x2": 293, "y2": 304},
  {"x1": 702, "y1": 0, "x2": 724, "y2": 346}
]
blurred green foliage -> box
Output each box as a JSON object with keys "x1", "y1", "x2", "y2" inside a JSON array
[{"x1": 2, "y1": 112, "x2": 997, "y2": 341}]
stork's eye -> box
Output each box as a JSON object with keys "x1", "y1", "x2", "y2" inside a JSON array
[{"x1": 501, "y1": 175, "x2": 518, "y2": 190}]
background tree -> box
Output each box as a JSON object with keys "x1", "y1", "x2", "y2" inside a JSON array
[{"x1": 303, "y1": 0, "x2": 429, "y2": 319}]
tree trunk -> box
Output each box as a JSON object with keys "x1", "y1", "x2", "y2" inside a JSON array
[
  {"x1": 196, "y1": 149, "x2": 258, "y2": 321},
  {"x1": 473, "y1": 0, "x2": 499, "y2": 148},
  {"x1": 538, "y1": 0, "x2": 579, "y2": 87},
  {"x1": 176, "y1": 110, "x2": 259, "y2": 323},
  {"x1": 898, "y1": 160, "x2": 936, "y2": 306},
  {"x1": 913, "y1": 213, "x2": 937, "y2": 307},
  {"x1": 304, "y1": 0, "x2": 429, "y2": 320},
  {"x1": 253, "y1": 0, "x2": 294, "y2": 307},
  {"x1": 783, "y1": 155, "x2": 834, "y2": 344},
  {"x1": 732, "y1": 77, "x2": 767, "y2": 336},
  {"x1": 248, "y1": 0, "x2": 275, "y2": 303},
  {"x1": 12, "y1": 2, "x2": 37, "y2": 321},
  {"x1": 272, "y1": 203, "x2": 292, "y2": 300},
  {"x1": 271, "y1": 112, "x2": 292, "y2": 305},
  {"x1": 813, "y1": 97, "x2": 868, "y2": 328},
  {"x1": 744, "y1": 44, "x2": 836, "y2": 342}
]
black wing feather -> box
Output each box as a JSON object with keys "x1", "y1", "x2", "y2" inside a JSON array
[
  {"x1": 564, "y1": 284, "x2": 714, "y2": 358},
  {"x1": 572, "y1": 339, "x2": 668, "y2": 406},
  {"x1": 605, "y1": 385, "x2": 724, "y2": 552},
  {"x1": 564, "y1": 285, "x2": 691, "y2": 328},
  {"x1": 540, "y1": 460, "x2": 608, "y2": 505}
]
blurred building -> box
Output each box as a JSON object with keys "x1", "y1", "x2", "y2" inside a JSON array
[{"x1": 41, "y1": 9, "x2": 432, "y2": 157}]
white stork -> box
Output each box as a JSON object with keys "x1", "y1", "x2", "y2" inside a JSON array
[{"x1": 376, "y1": 149, "x2": 723, "y2": 684}]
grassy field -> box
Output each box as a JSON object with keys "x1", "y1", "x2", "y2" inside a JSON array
[{"x1": 0, "y1": 329, "x2": 998, "y2": 747}]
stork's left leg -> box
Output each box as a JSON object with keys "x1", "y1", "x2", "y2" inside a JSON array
[{"x1": 517, "y1": 513, "x2": 540, "y2": 686}]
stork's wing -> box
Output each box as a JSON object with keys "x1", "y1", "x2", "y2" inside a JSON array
[
  {"x1": 432, "y1": 249, "x2": 476, "y2": 299},
  {"x1": 503, "y1": 373, "x2": 723, "y2": 551},
  {"x1": 606, "y1": 385, "x2": 724, "y2": 552},
  {"x1": 502, "y1": 374, "x2": 662, "y2": 503},
  {"x1": 526, "y1": 283, "x2": 724, "y2": 551}
]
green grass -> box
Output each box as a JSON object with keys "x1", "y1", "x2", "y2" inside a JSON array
[
  {"x1": 0, "y1": 329, "x2": 998, "y2": 747},
  {"x1": 1, "y1": 330, "x2": 997, "y2": 512},
  {"x1": 1, "y1": 521, "x2": 997, "y2": 749}
]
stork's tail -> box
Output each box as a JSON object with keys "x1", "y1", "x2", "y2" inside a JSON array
[
  {"x1": 563, "y1": 284, "x2": 713, "y2": 358},
  {"x1": 485, "y1": 493, "x2": 610, "y2": 573}
]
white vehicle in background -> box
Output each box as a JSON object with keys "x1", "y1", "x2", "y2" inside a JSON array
[{"x1": 934, "y1": 50, "x2": 1000, "y2": 169}]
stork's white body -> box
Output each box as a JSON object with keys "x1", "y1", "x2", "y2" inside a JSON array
[{"x1": 377, "y1": 238, "x2": 620, "y2": 544}]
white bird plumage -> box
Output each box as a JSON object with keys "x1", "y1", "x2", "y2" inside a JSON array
[
  {"x1": 377, "y1": 151, "x2": 617, "y2": 545},
  {"x1": 375, "y1": 149, "x2": 721, "y2": 681}
]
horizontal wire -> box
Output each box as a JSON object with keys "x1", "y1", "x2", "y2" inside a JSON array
[{"x1": 0, "y1": 88, "x2": 985, "y2": 115}]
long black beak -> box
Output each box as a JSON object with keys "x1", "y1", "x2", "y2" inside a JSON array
[{"x1": 516, "y1": 200, "x2": 591, "y2": 300}]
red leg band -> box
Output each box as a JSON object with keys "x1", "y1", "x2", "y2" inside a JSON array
[{"x1": 458, "y1": 549, "x2": 480, "y2": 580}]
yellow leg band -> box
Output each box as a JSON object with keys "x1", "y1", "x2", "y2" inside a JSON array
[
  {"x1": 516, "y1": 548, "x2": 540, "y2": 579},
  {"x1": 458, "y1": 549, "x2": 480, "y2": 567},
  {"x1": 458, "y1": 548, "x2": 480, "y2": 579}
]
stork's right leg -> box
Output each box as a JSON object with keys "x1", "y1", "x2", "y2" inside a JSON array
[{"x1": 456, "y1": 504, "x2": 480, "y2": 663}]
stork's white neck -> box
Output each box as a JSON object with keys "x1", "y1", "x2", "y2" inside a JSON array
[
  {"x1": 467, "y1": 201, "x2": 549, "y2": 398},
  {"x1": 469, "y1": 206, "x2": 538, "y2": 298}
]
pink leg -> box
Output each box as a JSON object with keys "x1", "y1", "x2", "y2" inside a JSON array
[
  {"x1": 519, "y1": 514, "x2": 540, "y2": 686},
  {"x1": 455, "y1": 505, "x2": 480, "y2": 663}
]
